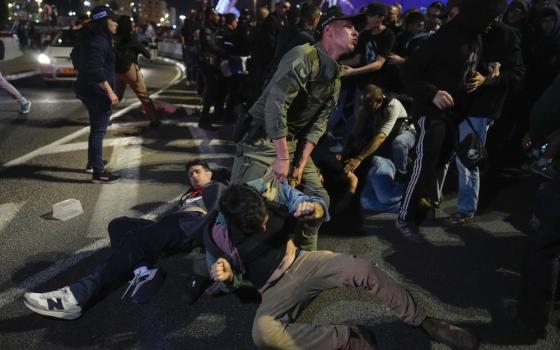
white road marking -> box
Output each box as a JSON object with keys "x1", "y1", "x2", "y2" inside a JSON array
[
  {"x1": 0, "y1": 202, "x2": 26, "y2": 233},
  {"x1": 0, "y1": 237, "x2": 110, "y2": 309},
  {"x1": 0, "y1": 194, "x2": 183, "y2": 309},
  {"x1": 0, "y1": 61, "x2": 183, "y2": 172},
  {"x1": 0, "y1": 59, "x2": 192, "y2": 308},
  {"x1": 86, "y1": 138, "x2": 143, "y2": 238},
  {"x1": 165, "y1": 139, "x2": 234, "y2": 148},
  {"x1": 43, "y1": 137, "x2": 146, "y2": 155}
]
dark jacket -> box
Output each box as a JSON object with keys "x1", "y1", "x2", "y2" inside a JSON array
[
  {"x1": 73, "y1": 32, "x2": 115, "y2": 97},
  {"x1": 400, "y1": 0, "x2": 508, "y2": 120},
  {"x1": 468, "y1": 22, "x2": 525, "y2": 119},
  {"x1": 177, "y1": 181, "x2": 226, "y2": 247},
  {"x1": 266, "y1": 24, "x2": 316, "y2": 82},
  {"x1": 199, "y1": 22, "x2": 225, "y2": 69},
  {"x1": 114, "y1": 32, "x2": 150, "y2": 74},
  {"x1": 252, "y1": 13, "x2": 283, "y2": 72}
]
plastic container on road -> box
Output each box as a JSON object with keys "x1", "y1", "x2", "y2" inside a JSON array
[{"x1": 52, "y1": 198, "x2": 84, "y2": 221}]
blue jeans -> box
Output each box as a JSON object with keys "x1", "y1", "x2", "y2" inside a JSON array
[
  {"x1": 392, "y1": 129, "x2": 416, "y2": 175},
  {"x1": 456, "y1": 117, "x2": 493, "y2": 215},
  {"x1": 360, "y1": 156, "x2": 403, "y2": 213},
  {"x1": 81, "y1": 95, "x2": 111, "y2": 174}
]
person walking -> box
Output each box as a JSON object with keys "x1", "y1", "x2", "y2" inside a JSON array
[
  {"x1": 71, "y1": 5, "x2": 120, "y2": 184},
  {"x1": 0, "y1": 40, "x2": 32, "y2": 114},
  {"x1": 114, "y1": 16, "x2": 159, "y2": 128}
]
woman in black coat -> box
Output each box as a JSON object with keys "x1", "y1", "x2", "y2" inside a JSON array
[{"x1": 73, "y1": 6, "x2": 120, "y2": 184}]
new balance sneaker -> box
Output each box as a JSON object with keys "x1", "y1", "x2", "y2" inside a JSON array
[
  {"x1": 444, "y1": 212, "x2": 475, "y2": 226},
  {"x1": 91, "y1": 172, "x2": 120, "y2": 184},
  {"x1": 121, "y1": 267, "x2": 166, "y2": 304},
  {"x1": 23, "y1": 286, "x2": 81, "y2": 320},
  {"x1": 19, "y1": 101, "x2": 32, "y2": 114},
  {"x1": 395, "y1": 219, "x2": 425, "y2": 244}
]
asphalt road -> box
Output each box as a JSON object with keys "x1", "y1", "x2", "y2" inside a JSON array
[{"x1": 0, "y1": 58, "x2": 558, "y2": 349}]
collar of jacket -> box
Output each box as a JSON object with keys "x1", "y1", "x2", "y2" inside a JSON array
[{"x1": 314, "y1": 42, "x2": 342, "y2": 80}]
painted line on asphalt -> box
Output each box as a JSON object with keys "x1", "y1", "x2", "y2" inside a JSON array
[
  {"x1": 86, "y1": 134, "x2": 143, "y2": 238},
  {"x1": 0, "y1": 195, "x2": 183, "y2": 310},
  {"x1": 0, "y1": 60, "x2": 184, "y2": 173},
  {"x1": 0, "y1": 202, "x2": 26, "y2": 233}
]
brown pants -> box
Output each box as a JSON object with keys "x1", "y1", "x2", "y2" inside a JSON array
[
  {"x1": 115, "y1": 63, "x2": 157, "y2": 121},
  {"x1": 252, "y1": 251, "x2": 426, "y2": 350}
]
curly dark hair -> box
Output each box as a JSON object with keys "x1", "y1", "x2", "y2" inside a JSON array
[{"x1": 219, "y1": 185, "x2": 267, "y2": 234}]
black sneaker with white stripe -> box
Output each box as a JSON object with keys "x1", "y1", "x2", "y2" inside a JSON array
[
  {"x1": 23, "y1": 286, "x2": 82, "y2": 320},
  {"x1": 91, "y1": 172, "x2": 120, "y2": 184}
]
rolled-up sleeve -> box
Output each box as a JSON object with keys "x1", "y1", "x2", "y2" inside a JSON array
[{"x1": 264, "y1": 47, "x2": 312, "y2": 140}]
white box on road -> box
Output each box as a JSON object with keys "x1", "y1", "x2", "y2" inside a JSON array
[{"x1": 53, "y1": 198, "x2": 84, "y2": 221}]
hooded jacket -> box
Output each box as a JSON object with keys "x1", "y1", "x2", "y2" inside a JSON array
[
  {"x1": 400, "y1": 0, "x2": 508, "y2": 120},
  {"x1": 468, "y1": 22, "x2": 526, "y2": 119},
  {"x1": 504, "y1": 0, "x2": 530, "y2": 29}
]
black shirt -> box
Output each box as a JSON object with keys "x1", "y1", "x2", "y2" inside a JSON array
[{"x1": 356, "y1": 28, "x2": 396, "y2": 88}]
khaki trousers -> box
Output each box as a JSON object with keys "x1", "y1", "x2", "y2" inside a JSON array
[
  {"x1": 115, "y1": 63, "x2": 157, "y2": 121},
  {"x1": 252, "y1": 251, "x2": 426, "y2": 350}
]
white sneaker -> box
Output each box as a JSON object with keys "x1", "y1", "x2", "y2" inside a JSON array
[
  {"x1": 23, "y1": 286, "x2": 82, "y2": 320},
  {"x1": 19, "y1": 101, "x2": 31, "y2": 114}
]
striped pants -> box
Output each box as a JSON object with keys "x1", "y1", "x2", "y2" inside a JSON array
[{"x1": 398, "y1": 116, "x2": 458, "y2": 223}]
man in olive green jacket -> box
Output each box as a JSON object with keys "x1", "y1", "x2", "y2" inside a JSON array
[{"x1": 231, "y1": 9, "x2": 363, "y2": 250}]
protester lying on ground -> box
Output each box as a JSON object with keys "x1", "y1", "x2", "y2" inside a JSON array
[
  {"x1": 23, "y1": 160, "x2": 225, "y2": 319},
  {"x1": 206, "y1": 184, "x2": 480, "y2": 350}
]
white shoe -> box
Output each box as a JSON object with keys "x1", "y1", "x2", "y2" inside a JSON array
[
  {"x1": 19, "y1": 101, "x2": 31, "y2": 114},
  {"x1": 23, "y1": 286, "x2": 82, "y2": 320}
]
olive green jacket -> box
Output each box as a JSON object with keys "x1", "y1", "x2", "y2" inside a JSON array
[{"x1": 248, "y1": 42, "x2": 342, "y2": 146}]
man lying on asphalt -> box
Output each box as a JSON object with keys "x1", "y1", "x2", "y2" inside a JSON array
[
  {"x1": 206, "y1": 184, "x2": 480, "y2": 350},
  {"x1": 23, "y1": 159, "x2": 225, "y2": 319}
]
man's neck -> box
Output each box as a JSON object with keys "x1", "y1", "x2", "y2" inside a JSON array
[{"x1": 320, "y1": 40, "x2": 345, "y2": 61}]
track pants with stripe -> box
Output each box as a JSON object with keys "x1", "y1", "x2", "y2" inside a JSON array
[{"x1": 398, "y1": 116, "x2": 458, "y2": 223}]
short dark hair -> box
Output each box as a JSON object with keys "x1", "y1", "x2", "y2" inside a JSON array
[
  {"x1": 300, "y1": 3, "x2": 321, "y2": 26},
  {"x1": 405, "y1": 11, "x2": 425, "y2": 27},
  {"x1": 185, "y1": 159, "x2": 211, "y2": 173},
  {"x1": 219, "y1": 185, "x2": 267, "y2": 234},
  {"x1": 116, "y1": 16, "x2": 133, "y2": 37},
  {"x1": 362, "y1": 84, "x2": 384, "y2": 104}
]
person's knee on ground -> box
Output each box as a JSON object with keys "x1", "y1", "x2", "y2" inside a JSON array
[{"x1": 252, "y1": 315, "x2": 295, "y2": 349}]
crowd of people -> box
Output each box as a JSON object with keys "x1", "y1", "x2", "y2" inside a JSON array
[{"x1": 17, "y1": 0, "x2": 560, "y2": 349}]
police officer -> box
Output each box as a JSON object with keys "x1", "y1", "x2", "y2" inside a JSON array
[
  {"x1": 199, "y1": 7, "x2": 226, "y2": 130},
  {"x1": 231, "y1": 9, "x2": 364, "y2": 251}
]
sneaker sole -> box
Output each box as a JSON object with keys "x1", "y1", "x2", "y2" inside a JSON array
[{"x1": 23, "y1": 299, "x2": 81, "y2": 320}]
